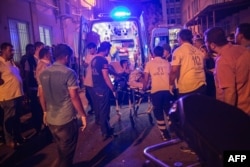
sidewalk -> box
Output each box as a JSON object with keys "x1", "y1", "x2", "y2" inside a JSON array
[{"x1": 0, "y1": 103, "x2": 199, "y2": 167}]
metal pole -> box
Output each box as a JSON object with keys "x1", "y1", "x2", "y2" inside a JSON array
[
  {"x1": 200, "y1": 17, "x2": 203, "y2": 34},
  {"x1": 161, "y1": 0, "x2": 167, "y2": 24},
  {"x1": 206, "y1": 15, "x2": 208, "y2": 29},
  {"x1": 213, "y1": 10, "x2": 215, "y2": 27}
]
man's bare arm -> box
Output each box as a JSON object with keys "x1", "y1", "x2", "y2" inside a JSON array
[
  {"x1": 69, "y1": 88, "x2": 87, "y2": 130},
  {"x1": 102, "y1": 69, "x2": 115, "y2": 92},
  {"x1": 38, "y1": 86, "x2": 47, "y2": 125},
  {"x1": 223, "y1": 87, "x2": 236, "y2": 106},
  {"x1": 169, "y1": 65, "x2": 180, "y2": 86}
]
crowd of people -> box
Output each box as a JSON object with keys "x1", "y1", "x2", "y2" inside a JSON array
[{"x1": 0, "y1": 23, "x2": 250, "y2": 166}]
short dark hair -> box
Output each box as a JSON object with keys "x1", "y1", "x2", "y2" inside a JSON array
[
  {"x1": 98, "y1": 41, "x2": 112, "y2": 52},
  {"x1": 54, "y1": 44, "x2": 73, "y2": 60},
  {"x1": 178, "y1": 29, "x2": 193, "y2": 44},
  {"x1": 39, "y1": 46, "x2": 51, "y2": 59},
  {"x1": 0, "y1": 42, "x2": 13, "y2": 51},
  {"x1": 120, "y1": 59, "x2": 128, "y2": 67},
  {"x1": 204, "y1": 27, "x2": 228, "y2": 46},
  {"x1": 153, "y1": 46, "x2": 164, "y2": 57},
  {"x1": 34, "y1": 41, "x2": 44, "y2": 49},
  {"x1": 86, "y1": 42, "x2": 97, "y2": 49},
  {"x1": 237, "y1": 23, "x2": 250, "y2": 40},
  {"x1": 25, "y1": 44, "x2": 34, "y2": 52},
  {"x1": 162, "y1": 43, "x2": 171, "y2": 53},
  {"x1": 194, "y1": 38, "x2": 205, "y2": 45}
]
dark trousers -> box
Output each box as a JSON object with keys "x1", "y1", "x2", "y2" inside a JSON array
[
  {"x1": 48, "y1": 119, "x2": 78, "y2": 167},
  {"x1": 179, "y1": 84, "x2": 207, "y2": 98},
  {"x1": 29, "y1": 89, "x2": 43, "y2": 132},
  {"x1": 0, "y1": 97, "x2": 23, "y2": 144},
  {"x1": 93, "y1": 87, "x2": 112, "y2": 136},
  {"x1": 86, "y1": 86, "x2": 99, "y2": 123},
  {"x1": 151, "y1": 91, "x2": 173, "y2": 122}
]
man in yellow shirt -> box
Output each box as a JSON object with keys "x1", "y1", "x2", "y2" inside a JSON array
[{"x1": 170, "y1": 29, "x2": 206, "y2": 97}]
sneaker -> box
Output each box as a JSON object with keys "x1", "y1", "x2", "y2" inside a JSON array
[
  {"x1": 161, "y1": 130, "x2": 171, "y2": 141},
  {"x1": 102, "y1": 128, "x2": 118, "y2": 141},
  {"x1": 88, "y1": 110, "x2": 94, "y2": 115},
  {"x1": 180, "y1": 146, "x2": 196, "y2": 154},
  {"x1": 161, "y1": 134, "x2": 168, "y2": 141}
]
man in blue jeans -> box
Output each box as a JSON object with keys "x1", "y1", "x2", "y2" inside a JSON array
[{"x1": 38, "y1": 44, "x2": 87, "y2": 167}]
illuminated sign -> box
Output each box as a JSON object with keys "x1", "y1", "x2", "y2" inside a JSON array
[{"x1": 80, "y1": 0, "x2": 95, "y2": 8}]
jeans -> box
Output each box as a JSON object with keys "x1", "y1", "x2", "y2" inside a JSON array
[
  {"x1": 0, "y1": 97, "x2": 23, "y2": 144},
  {"x1": 93, "y1": 87, "x2": 112, "y2": 136},
  {"x1": 151, "y1": 91, "x2": 173, "y2": 121},
  {"x1": 86, "y1": 86, "x2": 99, "y2": 123},
  {"x1": 48, "y1": 119, "x2": 78, "y2": 167},
  {"x1": 29, "y1": 89, "x2": 43, "y2": 132}
]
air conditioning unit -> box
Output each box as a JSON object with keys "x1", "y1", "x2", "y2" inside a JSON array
[{"x1": 58, "y1": 0, "x2": 71, "y2": 18}]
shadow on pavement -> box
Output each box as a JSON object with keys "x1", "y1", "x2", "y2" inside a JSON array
[
  {"x1": 0, "y1": 128, "x2": 52, "y2": 167},
  {"x1": 74, "y1": 123, "x2": 154, "y2": 167}
]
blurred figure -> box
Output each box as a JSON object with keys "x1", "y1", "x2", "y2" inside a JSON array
[
  {"x1": 20, "y1": 44, "x2": 35, "y2": 90},
  {"x1": 204, "y1": 27, "x2": 250, "y2": 115},
  {"x1": 38, "y1": 44, "x2": 87, "y2": 167},
  {"x1": 91, "y1": 41, "x2": 117, "y2": 140},
  {"x1": 144, "y1": 46, "x2": 173, "y2": 141},
  {"x1": 82, "y1": 42, "x2": 97, "y2": 116},
  {"x1": 235, "y1": 23, "x2": 250, "y2": 49},
  {"x1": 0, "y1": 43, "x2": 24, "y2": 148},
  {"x1": 22, "y1": 42, "x2": 44, "y2": 135},
  {"x1": 162, "y1": 43, "x2": 172, "y2": 62},
  {"x1": 170, "y1": 29, "x2": 206, "y2": 97},
  {"x1": 36, "y1": 46, "x2": 53, "y2": 92},
  {"x1": 193, "y1": 38, "x2": 216, "y2": 97},
  {"x1": 227, "y1": 33, "x2": 235, "y2": 44},
  {"x1": 193, "y1": 38, "x2": 207, "y2": 54},
  {"x1": 120, "y1": 59, "x2": 131, "y2": 75}
]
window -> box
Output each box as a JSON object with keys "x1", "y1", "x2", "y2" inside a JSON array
[
  {"x1": 170, "y1": 8, "x2": 175, "y2": 14},
  {"x1": 177, "y1": 18, "x2": 181, "y2": 24},
  {"x1": 9, "y1": 19, "x2": 30, "y2": 62},
  {"x1": 170, "y1": 19, "x2": 176, "y2": 24},
  {"x1": 65, "y1": 0, "x2": 70, "y2": 15},
  {"x1": 176, "y1": 7, "x2": 181, "y2": 13},
  {"x1": 39, "y1": 26, "x2": 52, "y2": 46}
]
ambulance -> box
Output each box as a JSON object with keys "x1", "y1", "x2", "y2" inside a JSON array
[
  {"x1": 150, "y1": 26, "x2": 181, "y2": 52},
  {"x1": 79, "y1": 6, "x2": 149, "y2": 69}
]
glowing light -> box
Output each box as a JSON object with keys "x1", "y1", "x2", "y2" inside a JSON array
[{"x1": 110, "y1": 6, "x2": 131, "y2": 20}]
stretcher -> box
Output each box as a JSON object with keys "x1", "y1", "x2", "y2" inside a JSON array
[{"x1": 114, "y1": 86, "x2": 154, "y2": 128}]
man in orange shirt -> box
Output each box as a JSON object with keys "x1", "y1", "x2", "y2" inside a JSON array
[{"x1": 204, "y1": 27, "x2": 250, "y2": 115}]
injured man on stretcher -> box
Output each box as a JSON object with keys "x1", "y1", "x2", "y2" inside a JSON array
[{"x1": 109, "y1": 59, "x2": 149, "y2": 92}]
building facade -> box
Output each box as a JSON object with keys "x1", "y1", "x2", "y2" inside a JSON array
[
  {"x1": 182, "y1": 0, "x2": 250, "y2": 36},
  {"x1": 165, "y1": 0, "x2": 182, "y2": 27},
  {"x1": 0, "y1": 0, "x2": 95, "y2": 62}
]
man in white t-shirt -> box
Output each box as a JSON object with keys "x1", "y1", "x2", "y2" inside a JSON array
[
  {"x1": 144, "y1": 46, "x2": 173, "y2": 141},
  {"x1": 170, "y1": 29, "x2": 206, "y2": 97},
  {"x1": 82, "y1": 42, "x2": 98, "y2": 118}
]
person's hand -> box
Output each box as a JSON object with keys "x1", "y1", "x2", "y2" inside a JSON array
[
  {"x1": 43, "y1": 112, "x2": 48, "y2": 126},
  {"x1": 169, "y1": 85, "x2": 174, "y2": 95},
  {"x1": 80, "y1": 116, "x2": 87, "y2": 131}
]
